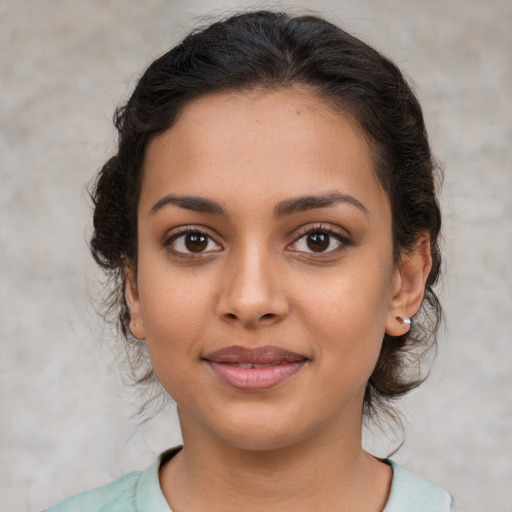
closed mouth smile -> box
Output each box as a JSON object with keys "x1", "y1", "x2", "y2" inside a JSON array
[{"x1": 202, "y1": 345, "x2": 308, "y2": 391}]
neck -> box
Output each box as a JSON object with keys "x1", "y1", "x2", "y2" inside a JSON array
[{"x1": 159, "y1": 411, "x2": 391, "y2": 512}]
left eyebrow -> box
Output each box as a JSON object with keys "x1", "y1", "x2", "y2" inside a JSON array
[
  {"x1": 274, "y1": 191, "x2": 369, "y2": 218},
  {"x1": 149, "y1": 194, "x2": 228, "y2": 216}
]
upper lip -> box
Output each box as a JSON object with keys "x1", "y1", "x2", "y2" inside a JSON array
[{"x1": 203, "y1": 345, "x2": 307, "y2": 365}]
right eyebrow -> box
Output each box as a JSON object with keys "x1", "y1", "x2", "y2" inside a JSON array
[{"x1": 149, "y1": 194, "x2": 228, "y2": 216}]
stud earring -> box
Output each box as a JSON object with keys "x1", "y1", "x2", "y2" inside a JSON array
[{"x1": 396, "y1": 316, "x2": 412, "y2": 326}]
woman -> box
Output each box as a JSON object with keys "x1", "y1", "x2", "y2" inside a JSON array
[{"x1": 46, "y1": 10, "x2": 451, "y2": 511}]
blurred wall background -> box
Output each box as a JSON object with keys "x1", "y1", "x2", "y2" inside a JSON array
[{"x1": 1, "y1": 1, "x2": 510, "y2": 511}]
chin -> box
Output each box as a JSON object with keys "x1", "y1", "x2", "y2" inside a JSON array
[
  {"x1": 210, "y1": 410, "x2": 326, "y2": 454},
  {"x1": 179, "y1": 402, "x2": 310, "y2": 453},
  {"x1": 217, "y1": 428, "x2": 307, "y2": 453}
]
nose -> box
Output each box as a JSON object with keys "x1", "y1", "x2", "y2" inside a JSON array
[{"x1": 216, "y1": 244, "x2": 289, "y2": 328}]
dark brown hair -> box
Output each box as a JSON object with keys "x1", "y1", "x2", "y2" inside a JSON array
[{"x1": 90, "y1": 11, "x2": 442, "y2": 418}]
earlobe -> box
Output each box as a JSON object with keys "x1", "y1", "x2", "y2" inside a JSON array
[
  {"x1": 385, "y1": 235, "x2": 432, "y2": 337},
  {"x1": 124, "y1": 264, "x2": 145, "y2": 340}
]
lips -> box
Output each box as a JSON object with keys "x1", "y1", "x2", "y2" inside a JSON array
[{"x1": 203, "y1": 345, "x2": 308, "y2": 391}]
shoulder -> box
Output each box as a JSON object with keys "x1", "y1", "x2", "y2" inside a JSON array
[
  {"x1": 42, "y1": 448, "x2": 179, "y2": 512},
  {"x1": 384, "y1": 460, "x2": 454, "y2": 512},
  {"x1": 42, "y1": 471, "x2": 141, "y2": 512}
]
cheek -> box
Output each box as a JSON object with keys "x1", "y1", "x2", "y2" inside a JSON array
[
  {"x1": 296, "y1": 266, "x2": 392, "y2": 361},
  {"x1": 139, "y1": 278, "x2": 215, "y2": 400},
  {"x1": 138, "y1": 267, "x2": 215, "y2": 361}
]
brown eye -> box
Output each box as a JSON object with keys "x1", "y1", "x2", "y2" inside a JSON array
[
  {"x1": 185, "y1": 233, "x2": 208, "y2": 252},
  {"x1": 306, "y1": 232, "x2": 330, "y2": 252},
  {"x1": 166, "y1": 229, "x2": 222, "y2": 255},
  {"x1": 288, "y1": 226, "x2": 350, "y2": 256}
]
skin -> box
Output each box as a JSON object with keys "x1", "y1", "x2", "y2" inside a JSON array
[{"x1": 125, "y1": 88, "x2": 432, "y2": 512}]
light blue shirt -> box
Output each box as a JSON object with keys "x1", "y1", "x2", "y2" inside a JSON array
[{"x1": 44, "y1": 448, "x2": 453, "y2": 511}]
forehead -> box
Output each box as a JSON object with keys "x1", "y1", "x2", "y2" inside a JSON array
[{"x1": 140, "y1": 88, "x2": 389, "y2": 218}]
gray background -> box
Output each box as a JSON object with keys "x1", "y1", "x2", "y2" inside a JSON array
[{"x1": 1, "y1": 1, "x2": 511, "y2": 511}]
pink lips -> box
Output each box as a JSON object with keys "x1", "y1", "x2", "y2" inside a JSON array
[{"x1": 203, "y1": 345, "x2": 308, "y2": 391}]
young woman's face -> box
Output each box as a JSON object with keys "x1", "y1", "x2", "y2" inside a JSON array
[{"x1": 127, "y1": 89, "x2": 408, "y2": 451}]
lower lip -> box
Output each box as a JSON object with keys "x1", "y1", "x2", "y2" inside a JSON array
[{"x1": 205, "y1": 361, "x2": 306, "y2": 391}]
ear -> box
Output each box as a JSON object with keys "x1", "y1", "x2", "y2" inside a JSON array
[
  {"x1": 124, "y1": 262, "x2": 145, "y2": 340},
  {"x1": 385, "y1": 234, "x2": 432, "y2": 336}
]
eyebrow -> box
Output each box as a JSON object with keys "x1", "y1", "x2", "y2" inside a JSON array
[
  {"x1": 149, "y1": 190, "x2": 368, "y2": 218},
  {"x1": 149, "y1": 194, "x2": 228, "y2": 216},
  {"x1": 274, "y1": 191, "x2": 369, "y2": 218}
]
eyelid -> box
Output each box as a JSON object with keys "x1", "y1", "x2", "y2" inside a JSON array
[
  {"x1": 163, "y1": 225, "x2": 223, "y2": 255},
  {"x1": 287, "y1": 223, "x2": 353, "y2": 255},
  {"x1": 161, "y1": 223, "x2": 352, "y2": 258}
]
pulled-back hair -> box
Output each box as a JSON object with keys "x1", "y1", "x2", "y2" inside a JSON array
[{"x1": 90, "y1": 11, "x2": 442, "y2": 418}]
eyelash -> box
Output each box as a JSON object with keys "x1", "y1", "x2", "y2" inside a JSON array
[
  {"x1": 163, "y1": 223, "x2": 352, "y2": 258},
  {"x1": 288, "y1": 223, "x2": 353, "y2": 257},
  {"x1": 163, "y1": 226, "x2": 222, "y2": 258}
]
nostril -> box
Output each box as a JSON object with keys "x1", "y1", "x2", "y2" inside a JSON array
[
  {"x1": 261, "y1": 313, "x2": 275, "y2": 320},
  {"x1": 226, "y1": 313, "x2": 238, "y2": 320}
]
